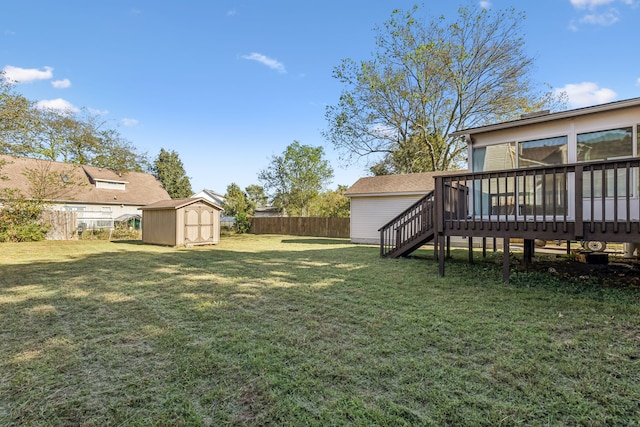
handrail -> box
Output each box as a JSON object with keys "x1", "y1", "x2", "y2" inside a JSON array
[
  {"x1": 433, "y1": 157, "x2": 640, "y2": 242},
  {"x1": 379, "y1": 191, "x2": 435, "y2": 258}
]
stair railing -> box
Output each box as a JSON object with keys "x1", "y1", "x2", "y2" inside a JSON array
[{"x1": 379, "y1": 190, "x2": 435, "y2": 257}]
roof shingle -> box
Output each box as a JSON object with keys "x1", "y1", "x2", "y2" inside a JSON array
[{"x1": 345, "y1": 171, "x2": 464, "y2": 197}]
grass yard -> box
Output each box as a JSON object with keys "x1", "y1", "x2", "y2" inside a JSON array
[{"x1": 1, "y1": 235, "x2": 639, "y2": 426}]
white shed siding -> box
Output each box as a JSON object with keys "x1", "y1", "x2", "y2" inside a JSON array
[{"x1": 350, "y1": 195, "x2": 425, "y2": 244}]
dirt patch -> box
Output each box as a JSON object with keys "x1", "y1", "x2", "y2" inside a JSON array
[{"x1": 522, "y1": 253, "x2": 640, "y2": 290}]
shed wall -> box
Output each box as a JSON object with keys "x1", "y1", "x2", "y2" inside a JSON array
[
  {"x1": 350, "y1": 195, "x2": 425, "y2": 244},
  {"x1": 142, "y1": 209, "x2": 177, "y2": 245}
]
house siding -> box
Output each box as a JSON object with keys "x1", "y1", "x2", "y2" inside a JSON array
[
  {"x1": 350, "y1": 195, "x2": 425, "y2": 244},
  {"x1": 469, "y1": 105, "x2": 640, "y2": 163}
]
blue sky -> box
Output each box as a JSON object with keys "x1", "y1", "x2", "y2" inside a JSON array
[{"x1": 2, "y1": 0, "x2": 640, "y2": 194}]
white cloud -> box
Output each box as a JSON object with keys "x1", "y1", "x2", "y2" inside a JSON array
[
  {"x1": 35, "y1": 98, "x2": 79, "y2": 113},
  {"x1": 636, "y1": 77, "x2": 640, "y2": 86},
  {"x1": 51, "y1": 78, "x2": 71, "y2": 89},
  {"x1": 88, "y1": 107, "x2": 109, "y2": 115},
  {"x1": 242, "y1": 52, "x2": 286, "y2": 73},
  {"x1": 122, "y1": 118, "x2": 139, "y2": 127},
  {"x1": 479, "y1": 1, "x2": 492, "y2": 8},
  {"x1": 227, "y1": 9, "x2": 237, "y2": 16},
  {"x1": 570, "y1": 0, "x2": 614, "y2": 9},
  {"x1": 580, "y1": 10, "x2": 620, "y2": 25},
  {"x1": 554, "y1": 82, "x2": 617, "y2": 108},
  {"x1": 2, "y1": 65, "x2": 53, "y2": 83}
]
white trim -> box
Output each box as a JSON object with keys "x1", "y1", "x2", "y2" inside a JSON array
[{"x1": 451, "y1": 97, "x2": 640, "y2": 137}]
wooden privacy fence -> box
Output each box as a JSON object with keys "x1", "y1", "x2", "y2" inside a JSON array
[{"x1": 251, "y1": 217, "x2": 350, "y2": 238}]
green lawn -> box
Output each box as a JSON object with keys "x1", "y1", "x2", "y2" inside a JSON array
[{"x1": 1, "y1": 235, "x2": 639, "y2": 426}]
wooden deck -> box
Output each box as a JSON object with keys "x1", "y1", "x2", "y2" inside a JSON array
[{"x1": 379, "y1": 158, "x2": 640, "y2": 282}]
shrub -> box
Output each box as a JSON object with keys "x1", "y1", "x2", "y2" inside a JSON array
[
  {"x1": 0, "y1": 190, "x2": 50, "y2": 242},
  {"x1": 234, "y1": 212, "x2": 252, "y2": 234}
]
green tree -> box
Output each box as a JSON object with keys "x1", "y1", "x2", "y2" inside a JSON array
[
  {"x1": 258, "y1": 141, "x2": 334, "y2": 216},
  {"x1": 0, "y1": 74, "x2": 42, "y2": 156},
  {"x1": 324, "y1": 4, "x2": 565, "y2": 174},
  {"x1": 152, "y1": 148, "x2": 193, "y2": 198},
  {"x1": 308, "y1": 185, "x2": 350, "y2": 218},
  {"x1": 222, "y1": 183, "x2": 249, "y2": 217},
  {"x1": 245, "y1": 184, "x2": 267, "y2": 211},
  {"x1": 222, "y1": 183, "x2": 254, "y2": 233}
]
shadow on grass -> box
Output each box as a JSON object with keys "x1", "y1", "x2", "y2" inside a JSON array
[
  {"x1": 2, "y1": 238, "x2": 640, "y2": 425},
  {"x1": 280, "y1": 238, "x2": 351, "y2": 245},
  {"x1": 110, "y1": 239, "x2": 146, "y2": 245}
]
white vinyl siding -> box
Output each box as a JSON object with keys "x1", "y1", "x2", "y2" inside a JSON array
[{"x1": 349, "y1": 195, "x2": 425, "y2": 244}]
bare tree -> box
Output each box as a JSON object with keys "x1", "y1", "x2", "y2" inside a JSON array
[{"x1": 324, "y1": 4, "x2": 565, "y2": 174}]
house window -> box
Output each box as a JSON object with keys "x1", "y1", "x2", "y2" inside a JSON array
[
  {"x1": 577, "y1": 127, "x2": 633, "y2": 162},
  {"x1": 578, "y1": 127, "x2": 633, "y2": 198},
  {"x1": 517, "y1": 136, "x2": 568, "y2": 216},
  {"x1": 472, "y1": 143, "x2": 516, "y2": 216},
  {"x1": 518, "y1": 136, "x2": 568, "y2": 168},
  {"x1": 472, "y1": 142, "x2": 516, "y2": 172}
]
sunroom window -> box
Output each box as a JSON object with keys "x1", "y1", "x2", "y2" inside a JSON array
[
  {"x1": 517, "y1": 136, "x2": 568, "y2": 216},
  {"x1": 578, "y1": 127, "x2": 633, "y2": 197},
  {"x1": 471, "y1": 143, "x2": 516, "y2": 216},
  {"x1": 518, "y1": 136, "x2": 568, "y2": 168}
]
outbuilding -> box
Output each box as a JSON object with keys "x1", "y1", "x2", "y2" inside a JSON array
[
  {"x1": 345, "y1": 172, "x2": 448, "y2": 244},
  {"x1": 140, "y1": 197, "x2": 222, "y2": 246}
]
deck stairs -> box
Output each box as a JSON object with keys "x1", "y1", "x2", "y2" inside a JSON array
[{"x1": 379, "y1": 191, "x2": 436, "y2": 258}]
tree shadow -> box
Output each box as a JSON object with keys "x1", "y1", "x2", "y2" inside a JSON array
[{"x1": 280, "y1": 238, "x2": 351, "y2": 245}]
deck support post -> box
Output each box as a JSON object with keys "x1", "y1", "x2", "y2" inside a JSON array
[
  {"x1": 482, "y1": 237, "x2": 487, "y2": 258},
  {"x1": 523, "y1": 239, "x2": 534, "y2": 267},
  {"x1": 493, "y1": 237, "x2": 497, "y2": 252},
  {"x1": 503, "y1": 238, "x2": 510, "y2": 284},
  {"x1": 468, "y1": 237, "x2": 474, "y2": 264},
  {"x1": 446, "y1": 236, "x2": 451, "y2": 259},
  {"x1": 438, "y1": 234, "x2": 445, "y2": 277}
]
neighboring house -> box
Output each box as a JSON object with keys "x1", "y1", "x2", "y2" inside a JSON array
[
  {"x1": 192, "y1": 189, "x2": 225, "y2": 208},
  {"x1": 254, "y1": 206, "x2": 284, "y2": 218},
  {"x1": 140, "y1": 197, "x2": 222, "y2": 246},
  {"x1": 192, "y1": 188, "x2": 234, "y2": 225},
  {"x1": 0, "y1": 154, "x2": 170, "y2": 236},
  {"x1": 345, "y1": 172, "x2": 449, "y2": 244}
]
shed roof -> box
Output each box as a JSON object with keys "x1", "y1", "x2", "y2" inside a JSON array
[
  {"x1": 345, "y1": 171, "x2": 459, "y2": 197},
  {"x1": 450, "y1": 97, "x2": 640, "y2": 138},
  {"x1": 0, "y1": 154, "x2": 170, "y2": 205},
  {"x1": 141, "y1": 197, "x2": 222, "y2": 211}
]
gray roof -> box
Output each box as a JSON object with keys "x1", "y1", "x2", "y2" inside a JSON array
[{"x1": 345, "y1": 171, "x2": 461, "y2": 197}]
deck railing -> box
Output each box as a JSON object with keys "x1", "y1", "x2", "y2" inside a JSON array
[
  {"x1": 434, "y1": 158, "x2": 640, "y2": 242},
  {"x1": 379, "y1": 191, "x2": 435, "y2": 258}
]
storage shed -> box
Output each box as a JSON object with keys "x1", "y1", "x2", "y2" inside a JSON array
[
  {"x1": 140, "y1": 198, "x2": 222, "y2": 246},
  {"x1": 345, "y1": 172, "x2": 451, "y2": 244}
]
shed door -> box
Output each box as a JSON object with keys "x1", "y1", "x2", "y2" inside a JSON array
[{"x1": 184, "y1": 204, "x2": 214, "y2": 244}]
